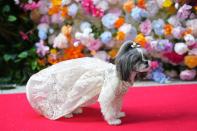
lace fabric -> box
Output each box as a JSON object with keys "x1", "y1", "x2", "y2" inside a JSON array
[{"x1": 26, "y1": 57, "x2": 130, "y2": 120}]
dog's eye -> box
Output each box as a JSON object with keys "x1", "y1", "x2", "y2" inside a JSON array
[{"x1": 144, "y1": 55, "x2": 151, "y2": 61}]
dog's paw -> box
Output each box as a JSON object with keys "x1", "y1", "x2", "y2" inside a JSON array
[
  {"x1": 64, "y1": 113, "x2": 73, "y2": 118},
  {"x1": 108, "y1": 119, "x2": 122, "y2": 125},
  {"x1": 73, "y1": 108, "x2": 83, "y2": 114},
  {"x1": 117, "y1": 112, "x2": 126, "y2": 118}
]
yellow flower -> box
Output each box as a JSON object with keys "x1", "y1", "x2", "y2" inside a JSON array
[
  {"x1": 134, "y1": 33, "x2": 147, "y2": 47},
  {"x1": 114, "y1": 17, "x2": 125, "y2": 29},
  {"x1": 61, "y1": 25, "x2": 72, "y2": 45},
  {"x1": 108, "y1": 49, "x2": 118, "y2": 59},
  {"x1": 123, "y1": 0, "x2": 134, "y2": 13},
  {"x1": 91, "y1": 50, "x2": 97, "y2": 56},
  {"x1": 195, "y1": 6, "x2": 197, "y2": 12},
  {"x1": 61, "y1": 6, "x2": 69, "y2": 18},
  {"x1": 137, "y1": 0, "x2": 146, "y2": 9},
  {"x1": 164, "y1": 24, "x2": 173, "y2": 36},
  {"x1": 184, "y1": 55, "x2": 197, "y2": 68},
  {"x1": 50, "y1": 49, "x2": 57, "y2": 54},
  {"x1": 63, "y1": 45, "x2": 85, "y2": 60},
  {"x1": 61, "y1": 25, "x2": 72, "y2": 36},
  {"x1": 182, "y1": 28, "x2": 192, "y2": 37},
  {"x1": 37, "y1": 58, "x2": 46, "y2": 66},
  {"x1": 48, "y1": 5, "x2": 60, "y2": 15},
  {"x1": 116, "y1": 31, "x2": 126, "y2": 41},
  {"x1": 162, "y1": 0, "x2": 173, "y2": 8},
  {"x1": 51, "y1": 0, "x2": 62, "y2": 6}
]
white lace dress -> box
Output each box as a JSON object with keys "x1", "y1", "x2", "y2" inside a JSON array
[{"x1": 26, "y1": 57, "x2": 128, "y2": 120}]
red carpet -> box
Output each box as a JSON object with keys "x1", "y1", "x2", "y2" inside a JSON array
[{"x1": 1, "y1": 84, "x2": 197, "y2": 131}]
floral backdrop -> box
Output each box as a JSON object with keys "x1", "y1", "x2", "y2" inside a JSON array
[{"x1": 1, "y1": 0, "x2": 197, "y2": 84}]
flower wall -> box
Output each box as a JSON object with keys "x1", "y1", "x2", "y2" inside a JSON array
[{"x1": 2, "y1": 0, "x2": 197, "y2": 84}]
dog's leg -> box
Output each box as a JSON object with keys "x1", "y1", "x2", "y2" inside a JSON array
[
  {"x1": 98, "y1": 68, "x2": 122, "y2": 125},
  {"x1": 99, "y1": 91, "x2": 122, "y2": 125},
  {"x1": 114, "y1": 96, "x2": 126, "y2": 119},
  {"x1": 117, "y1": 112, "x2": 126, "y2": 118},
  {"x1": 99, "y1": 100, "x2": 122, "y2": 125}
]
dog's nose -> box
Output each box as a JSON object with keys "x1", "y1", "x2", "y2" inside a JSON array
[
  {"x1": 144, "y1": 61, "x2": 149, "y2": 67},
  {"x1": 145, "y1": 60, "x2": 151, "y2": 68}
]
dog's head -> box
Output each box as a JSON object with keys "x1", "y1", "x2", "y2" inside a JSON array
[{"x1": 115, "y1": 41, "x2": 151, "y2": 82}]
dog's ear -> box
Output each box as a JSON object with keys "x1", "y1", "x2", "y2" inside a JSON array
[
  {"x1": 115, "y1": 41, "x2": 138, "y2": 82},
  {"x1": 115, "y1": 41, "x2": 132, "y2": 58}
]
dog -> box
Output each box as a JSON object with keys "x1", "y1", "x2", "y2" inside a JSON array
[{"x1": 26, "y1": 41, "x2": 151, "y2": 125}]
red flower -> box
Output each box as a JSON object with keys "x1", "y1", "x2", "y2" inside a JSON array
[
  {"x1": 19, "y1": 31, "x2": 29, "y2": 40},
  {"x1": 163, "y1": 52, "x2": 184, "y2": 64}
]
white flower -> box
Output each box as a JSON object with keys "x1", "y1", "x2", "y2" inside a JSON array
[
  {"x1": 146, "y1": 0, "x2": 159, "y2": 17},
  {"x1": 93, "y1": 0, "x2": 100, "y2": 5},
  {"x1": 186, "y1": 19, "x2": 197, "y2": 37},
  {"x1": 37, "y1": 23, "x2": 49, "y2": 33},
  {"x1": 174, "y1": 43, "x2": 188, "y2": 55},
  {"x1": 51, "y1": 13, "x2": 64, "y2": 24},
  {"x1": 184, "y1": 34, "x2": 195, "y2": 46},
  {"x1": 167, "y1": 15, "x2": 181, "y2": 27},
  {"x1": 119, "y1": 23, "x2": 132, "y2": 34},
  {"x1": 155, "y1": 0, "x2": 164, "y2": 8},
  {"x1": 80, "y1": 22, "x2": 91, "y2": 32},
  {"x1": 14, "y1": 0, "x2": 20, "y2": 4},
  {"x1": 68, "y1": 3, "x2": 78, "y2": 17},
  {"x1": 96, "y1": 1, "x2": 109, "y2": 11},
  {"x1": 175, "y1": 2, "x2": 179, "y2": 9},
  {"x1": 75, "y1": 32, "x2": 83, "y2": 40},
  {"x1": 75, "y1": 27, "x2": 94, "y2": 42},
  {"x1": 49, "y1": 28, "x2": 54, "y2": 34},
  {"x1": 48, "y1": 34, "x2": 57, "y2": 45},
  {"x1": 83, "y1": 28, "x2": 93, "y2": 36},
  {"x1": 53, "y1": 33, "x2": 68, "y2": 49},
  {"x1": 172, "y1": 26, "x2": 184, "y2": 39},
  {"x1": 102, "y1": 13, "x2": 118, "y2": 29},
  {"x1": 62, "y1": 0, "x2": 71, "y2": 5}
]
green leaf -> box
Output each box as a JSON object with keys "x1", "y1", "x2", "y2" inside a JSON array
[
  {"x1": 2, "y1": 5, "x2": 10, "y2": 13},
  {"x1": 31, "y1": 61, "x2": 38, "y2": 70},
  {"x1": 8, "y1": 15, "x2": 17, "y2": 22},
  {"x1": 3, "y1": 54, "x2": 16, "y2": 62},
  {"x1": 18, "y1": 51, "x2": 28, "y2": 59},
  {"x1": 14, "y1": 59, "x2": 21, "y2": 63}
]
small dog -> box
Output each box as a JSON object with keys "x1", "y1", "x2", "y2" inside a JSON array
[{"x1": 26, "y1": 41, "x2": 151, "y2": 125}]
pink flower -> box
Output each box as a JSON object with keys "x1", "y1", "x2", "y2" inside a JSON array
[
  {"x1": 81, "y1": 0, "x2": 94, "y2": 14},
  {"x1": 22, "y1": 2, "x2": 40, "y2": 11},
  {"x1": 140, "y1": 19, "x2": 152, "y2": 35},
  {"x1": 92, "y1": 6, "x2": 104, "y2": 17},
  {"x1": 35, "y1": 40, "x2": 49, "y2": 57},
  {"x1": 81, "y1": 0, "x2": 104, "y2": 17},
  {"x1": 180, "y1": 70, "x2": 196, "y2": 81},
  {"x1": 177, "y1": 4, "x2": 192, "y2": 20},
  {"x1": 87, "y1": 39, "x2": 102, "y2": 51},
  {"x1": 150, "y1": 61, "x2": 159, "y2": 70},
  {"x1": 40, "y1": 15, "x2": 50, "y2": 24},
  {"x1": 19, "y1": 31, "x2": 29, "y2": 40}
]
